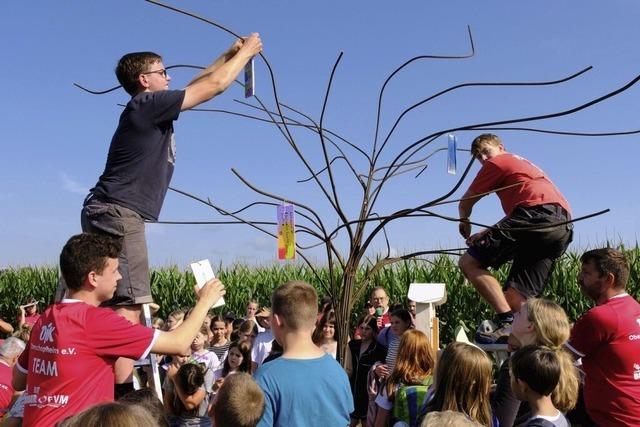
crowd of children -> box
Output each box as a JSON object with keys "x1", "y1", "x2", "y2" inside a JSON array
[{"x1": 0, "y1": 240, "x2": 639, "y2": 427}]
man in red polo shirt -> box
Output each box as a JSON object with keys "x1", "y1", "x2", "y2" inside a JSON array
[
  {"x1": 12, "y1": 233, "x2": 225, "y2": 427},
  {"x1": 566, "y1": 248, "x2": 640, "y2": 426},
  {"x1": 0, "y1": 338, "x2": 25, "y2": 415},
  {"x1": 458, "y1": 134, "x2": 572, "y2": 343}
]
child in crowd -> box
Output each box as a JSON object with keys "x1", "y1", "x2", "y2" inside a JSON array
[
  {"x1": 245, "y1": 299, "x2": 265, "y2": 332},
  {"x1": 152, "y1": 317, "x2": 165, "y2": 330},
  {"x1": 165, "y1": 361, "x2": 214, "y2": 427},
  {"x1": 165, "y1": 309, "x2": 186, "y2": 331},
  {"x1": 510, "y1": 346, "x2": 570, "y2": 427},
  {"x1": 17, "y1": 298, "x2": 40, "y2": 328},
  {"x1": 203, "y1": 313, "x2": 214, "y2": 344},
  {"x1": 421, "y1": 410, "x2": 484, "y2": 427},
  {"x1": 375, "y1": 309, "x2": 413, "y2": 379},
  {"x1": 313, "y1": 308, "x2": 338, "y2": 358},
  {"x1": 213, "y1": 339, "x2": 253, "y2": 394},
  {"x1": 211, "y1": 372, "x2": 265, "y2": 427},
  {"x1": 237, "y1": 319, "x2": 259, "y2": 345},
  {"x1": 224, "y1": 312, "x2": 236, "y2": 340},
  {"x1": 58, "y1": 402, "x2": 160, "y2": 427},
  {"x1": 254, "y1": 281, "x2": 353, "y2": 426},
  {"x1": 347, "y1": 314, "x2": 387, "y2": 427},
  {"x1": 209, "y1": 315, "x2": 231, "y2": 361},
  {"x1": 424, "y1": 342, "x2": 495, "y2": 427},
  {"x1": 191, "y1": 324, "x2": 220, "y2": 371},
  {"x1": 374, "y1": 330, "x2": 435, "y2": 427},
  {"x1": 492, "y1": 298, "x2": 578, "y2": 427},
  {"x1": 119, "y1": 387, "x2": 170, "y2": 427}
]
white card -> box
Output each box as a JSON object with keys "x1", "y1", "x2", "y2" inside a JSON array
[{"x1": 190, "y1": 259, "x2": 225, "y2": 308}]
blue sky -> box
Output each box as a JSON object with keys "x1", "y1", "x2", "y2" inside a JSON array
[{"x1": 2, "y1": 1, "x2": 639, "y2": 268}]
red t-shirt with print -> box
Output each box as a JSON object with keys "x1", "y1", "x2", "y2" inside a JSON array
[
  {"x1": 17, "y1": 300, "x2": 157, "y2": 427},
  {"x1": 566, "y1": 294, "x2": 640, "y2": 427},
  {"x1": 0, "y1": 361, "x2": 14, "y2": 415},
  {"x1": 469, "y1": 153, "x2": 570, "y2": 217}
]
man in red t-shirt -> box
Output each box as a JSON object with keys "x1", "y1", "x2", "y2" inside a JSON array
[
  {"x1": 457, "y1": 134, "x2": 572, "y2": 343},
  {"x1": 565, "y1": 248, "x2": 640, "y2": 426},
  {"x1": 0, "y1": 337, "x2": 25, "y2": 415},
  {"x1": 12, "y1": 233, "x2": 225, "y2": 427}
]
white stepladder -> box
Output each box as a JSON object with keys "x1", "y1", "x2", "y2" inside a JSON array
[
  {"x1": 408, "y1": 283, "x2": 447, "y2": 353},
  {"x1": 133, "y1": 303, "x2": 163, "y2": 402}
]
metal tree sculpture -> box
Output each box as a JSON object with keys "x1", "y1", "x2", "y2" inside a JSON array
[{"x1": 77, "y1": 1, "x2": 639, "y2": 363}]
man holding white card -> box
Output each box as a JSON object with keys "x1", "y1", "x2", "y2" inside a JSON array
[
  {"x1": 14, "y1": 233, "x2": 226, "y2": 427},
  {"x1": 64, "y1": 34, "x2": 262, "y2": 396}
]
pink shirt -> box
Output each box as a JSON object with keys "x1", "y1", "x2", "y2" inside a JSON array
[{"x1": 17, "y1": 299, "x2": 158, "y2": 427}]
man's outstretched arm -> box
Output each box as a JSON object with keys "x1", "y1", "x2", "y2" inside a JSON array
[{"x1": 181, "y1": 33, "x2": 263, "y2": 111}]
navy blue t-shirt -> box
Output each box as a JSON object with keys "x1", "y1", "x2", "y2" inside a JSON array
[{"x1": 91, "y1": 89, "x2": 185, "y2": 221}]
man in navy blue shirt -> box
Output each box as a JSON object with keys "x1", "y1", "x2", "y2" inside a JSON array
[{"x1": 67, "y1": 34, "x2": 262, "y2": 396}]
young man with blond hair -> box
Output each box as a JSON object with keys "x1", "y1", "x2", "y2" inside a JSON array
[
  {"x1": 254, "y1": 281, "x2": 352, "y2": 426},
  {"x1": 458, "y1": 133, "x2": 572, "y2": 343}
]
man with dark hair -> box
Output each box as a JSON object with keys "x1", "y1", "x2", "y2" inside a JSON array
[
  {"x1": 565, "y1": 248, "x2": 640, "y2": 426},
  {"x1": 59, "y1": 34, "x2": 263, "y2": 394},
  {"x1": 14, "y1": 233, "x2": 225, "y2": 427},
  {"x1": 457, "y1": 133, "x2": 572, "y2": 343}
]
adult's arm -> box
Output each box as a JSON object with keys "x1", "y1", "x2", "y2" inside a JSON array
[
  {"x1": 151, "y1": 279, "x2": 225, "y2": 355},
  {"x1": 458, "y1": 188, "x2": 483, "y2": 239},
  {"x1": 181, "y1": 33, "x2": 263, "y2": 111}
]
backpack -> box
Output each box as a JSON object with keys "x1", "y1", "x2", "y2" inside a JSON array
[{"x1": 391, "y1": 376, "x2": 434, "y2": 427}]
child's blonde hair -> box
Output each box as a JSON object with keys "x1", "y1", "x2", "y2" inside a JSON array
[
  {"x1": 271, "y1": 281, "x2": 318, "y2": 330},
  {"x1": 426, "y1": 342, "x2": 493, "y2": 427},
  {"x1": 525, "y1": 298, "x2": 579, "y2": 412},
  {"x1": 213, "y1": 372, "x2": 265, "y2": 427}
]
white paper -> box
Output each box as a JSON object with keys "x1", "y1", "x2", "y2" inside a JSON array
[{"x1": 190, "y1": 259, "x2": 225, "y2": 308}]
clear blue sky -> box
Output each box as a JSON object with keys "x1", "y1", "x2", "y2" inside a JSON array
[{"x1": 2, "y1": 1, "x2": 639, "y2": 268}]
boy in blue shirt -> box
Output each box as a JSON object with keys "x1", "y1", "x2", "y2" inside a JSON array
[{"x1": 254, "y1": 281, "x2": 353, "y2": 426}]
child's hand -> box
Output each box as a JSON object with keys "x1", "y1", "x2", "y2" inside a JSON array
[
  {"x1": 213, "y1": 377, "x2": 225, "y2": 392},
  {"x1": 167, "y1": 362, "x2": 179, "y2": 380},
  {"x1": 375, "y1": 363, "x2": 390, "y2": 379}
]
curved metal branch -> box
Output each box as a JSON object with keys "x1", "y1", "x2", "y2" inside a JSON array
[
  {"x1": 279, "y1": 102, "x2": 371, "y2": 162},
  {"x1": 372, "y1": 25, "x2": 475, "y2": 158},
  {"x1": 394, "y1": 71, "x2": 640, "y2": 180},
  {"x1": 74, "y1": 64, "x2": 207, "y2": 94},
  {"x1": 232, "y1": 100, "x2": 366, "y2": 188},
  {"x1": 229, "y1": 169, "x2": 346, "y2": 269},
  {"x1": 317, "y1": 52, "x2": 354, "y2": 245},
  {"x1": 468, "y1": 126, "x2": 640, "y2": 137},
  {"x1": 374, "y1": 66, "x2": 592, "y2": 164},
  {"x1": 165, "y1": 186, "x2": 328, "y2": 291}
]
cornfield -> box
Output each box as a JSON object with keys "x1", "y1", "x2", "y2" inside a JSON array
[{"x1": 1, "y1": 247, "x2": 639, "y2": 343}]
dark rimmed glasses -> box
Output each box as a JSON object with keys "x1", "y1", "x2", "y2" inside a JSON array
[{"x1": 142, "y1": 69, "x2": 167, "y2": 78}]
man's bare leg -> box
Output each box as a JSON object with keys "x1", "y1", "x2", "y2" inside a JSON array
[
  {"x1": 113, "y1": 305, "x2": 142, "y2": 386},
  {"x1": 459, "y1": 253, "x2": 511, "y2": 314}
]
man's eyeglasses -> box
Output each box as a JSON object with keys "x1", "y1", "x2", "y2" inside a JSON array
[{"x1": 142, "y1": 69, "x2": 168, "y2": 78}]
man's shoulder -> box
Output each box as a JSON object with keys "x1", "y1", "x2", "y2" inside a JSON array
[{"x1": 128, "y1": 90, "x2": 185, "y2": 109}]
